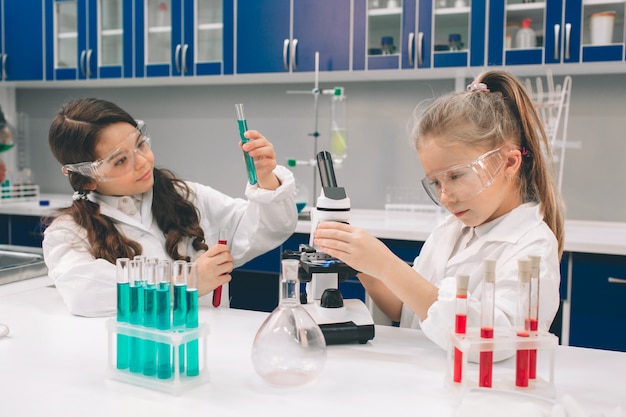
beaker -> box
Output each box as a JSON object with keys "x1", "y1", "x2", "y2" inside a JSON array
[{"x1": 251, "y1": 259, "x2": 327, "y2": 387}]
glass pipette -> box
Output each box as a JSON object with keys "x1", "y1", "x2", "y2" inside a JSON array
[
  {"x1": 528, "y1": 255, "x2": 541, "y2": 379},
  {"x1": 479, "y1": 259, "x2": 496, "y2": 388},
  {"x1": 235, "y1": 103, "x2": 258, "y2": 185},
  {"x1": 516, "y1": 259, "x2": 532, "y2": 387},
  {"x1": 453, "y1": 274, "x2": 469, "y2": 383}
]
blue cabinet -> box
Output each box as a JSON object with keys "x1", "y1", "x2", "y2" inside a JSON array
[
  {"x1": 236, "y1": 0, "x2": 351, "y2": 74},
  {"x1": 0, "y1": 0, "x2": 44, "y2": 81},
  {"x1": 568, "y1": 252, "x2": 626, "y2": 352},
  {"x1": 135, "y1": 0, "x2": 233, "y2": 78},
  {"x1": 0, "y1": 215, "x2": 45, "y2": 247}
]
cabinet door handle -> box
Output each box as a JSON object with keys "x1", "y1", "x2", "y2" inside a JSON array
[
  {"x1": 86, "y1": 49, "x2": 93, "y2": 78},
  {"x1": 283, "y1": 39, "x2": 289, "y2": 70},
  {"x1": 553, "y1": 24, "x2": 560, "y2": 60},
  {"x1": 564, "y1": 23, "x2": 571, "y2": 60},
  {"x1": 1, "y1": 54, "x2": 6, "y2": 79},
  {"x1": 174, "y1": 44, "x2": 182, "y2": 73},
  {"x1": 417, "y1": 32, "x2": 424, "y2": 66},
  {"x1": 80, "y1": 50, "x2": 87, "y2": 77},
  {"x1": 291, "y1": 38, "x2": 298, "y2": 70},
  {"x1": 408, "y1": 32, "x2": 414, "y2": 66},
  {"x1": 608, "y1": 277, "x2": 626, "y2": 285},
  {"x1": 182, "y1": 44, "x2": 189, "y2": 74}
]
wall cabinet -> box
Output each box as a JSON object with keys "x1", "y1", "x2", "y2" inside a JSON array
[
  {"x1": 236, "y1": 0, "x2": 351, "y2": 74},
  {"x1": 0, "y1": 215, "x2": 45, "y2": 247},
  {"x1": 0, "y1": 0, "x2": 44, "y2": 81}
]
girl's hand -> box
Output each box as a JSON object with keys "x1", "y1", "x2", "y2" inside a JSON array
[
  {"x1": 241, "y1": 129, "x2": 280, "y2": 190},
  {"x1": 313, "y1": 221, "x2": 399, "y2": 279},
  {"x1": 195, "y1": 244, "x2": 233, "y2": 297}
]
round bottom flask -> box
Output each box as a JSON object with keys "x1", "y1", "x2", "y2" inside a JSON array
[{"x1": 251, "y1": 259, "x2": 327, "y2": 387}]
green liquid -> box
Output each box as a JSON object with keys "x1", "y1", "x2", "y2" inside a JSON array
[
  {"x1": 186, "y1": 288, "x2": 199, "y2": 377},
  {"x1": 129, "y1": 283, "x2": 144, "y2": 373},
  {"x1": 237, "y1": 119, "x2": 257, "y2": 185},
  {"x1": 116, "y1": 282, "x2": 130, "y2": 370},
  {"x1": 142, "y1": 285, "x2": 157, "y2": 376},
  {"x1": 156, "y1": 284, "x2": 172, "y2": 379},
  {"x1": 173, "y1": 284, "x2": 187, "y2": 373}
]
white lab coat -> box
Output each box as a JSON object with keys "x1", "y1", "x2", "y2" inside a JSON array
[
  {"x1": 43, "y1": 165, "x2": 297, "y2": 317},
  {"x1": 400, "y1": 203, "x2": 561, "y2": 353}
]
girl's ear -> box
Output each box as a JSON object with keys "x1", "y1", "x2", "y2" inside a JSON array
[{"x1": 504, "y1": 148, "x2": 522, "y2": 177}]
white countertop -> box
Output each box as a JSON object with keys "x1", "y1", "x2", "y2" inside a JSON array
[
  {"x1": 2, "y1": 194, "x2": 626, "y2": 256},
  {"x1": 0, "y1": 277, "x2": 624, "y2": 416}
]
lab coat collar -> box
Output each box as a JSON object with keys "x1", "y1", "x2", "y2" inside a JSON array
[{"x1": 90, "y1": 190, "x2": 156, "y2": 232}]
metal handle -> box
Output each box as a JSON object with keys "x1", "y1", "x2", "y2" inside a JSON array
[
  {"x1": 181, "y1": 44, "x2": 189, "y2": 73},
  {"x1": 417, "y1": 32, "x2": 424, "y2": 66},
  {"x1": 553, "y1": 24, "x2": 560, "y2": 60},
  {"x1": 291, "y1": 38, "x2": 298, "y2": 70},
  {"x1": 408, "y1": 32, "x2": 415, "y2": 66},
  {"x1": 564, "y1": 23, "x2": 572, "y2": 60},
  {"x1": 1, "y1": 54, "x2": 6, "y2": 79},
  {"x1": 79, "y1": 50, "x2": 86, "y2": 77},
  {"x1": 86, "y1": 49, "x2": 93, "y2": 77},
  {"x1": 174, "y1": 44, "x2": 182, "y2": 73},
  {"x1": 608, "y1": 277, "x2": 626, "y2": 285},
  {"x1": 283, "y1": 39, "x2": 289, "y2": 70}
]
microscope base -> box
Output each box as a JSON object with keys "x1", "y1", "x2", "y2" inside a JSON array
[{"x1": 301, "y1": 299, "x2": 375, "y2": 345}]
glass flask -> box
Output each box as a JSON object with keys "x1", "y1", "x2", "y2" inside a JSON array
[{"x1": 251, "y1": 259, "x2": 327, "y2": 387}]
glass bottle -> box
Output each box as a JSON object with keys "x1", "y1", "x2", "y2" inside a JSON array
[{"x1": 251, "y1": 259, "x2": 327, "y2": 387}]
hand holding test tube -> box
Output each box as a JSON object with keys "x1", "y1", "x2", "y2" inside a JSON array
[
  {"x1": 213, "y1": 229, "x2": 228, "y2": 307},
  {"x1": 235, "y1": 103, "x2": 258, "y2": 185}
]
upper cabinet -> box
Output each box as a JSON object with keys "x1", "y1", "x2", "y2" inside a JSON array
[
  {"x1": 488, "y1": 0, "x2": 625, "y2": 66},
  {"x1": 45, "y1": 0, "x2": 133, "y2": 80},
  {"x1": 353, "y1": 0, "x2": 486, "y2": 71},
  {"x1": 135, "y1": 0, "x2": 233, "y2": 78},
  {"x1": 1, "y1": 0, "x2": 44, "y2": 81},
  {"x1": 236, "y1": 0, "x2": 351, "y2": 74}
]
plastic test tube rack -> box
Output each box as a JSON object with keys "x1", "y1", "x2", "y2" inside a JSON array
[
  {"x1": 446, "y1": 327, "x2": 558, "y2": 399},
  {"x1": 106, "y1": 319, "x2": 210, "y2": 395}
]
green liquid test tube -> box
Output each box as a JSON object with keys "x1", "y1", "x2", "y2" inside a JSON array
[
  {"x1": 186, "y1": 262, "x2": 200, "y2": 377},
  {"x1": 128, "y1": 259, "x2": 144, "y2": 373},
  {"x1": 235, "y1": 103, "x2": 257, "y2": 185},
  {"x1": 156, "y1": 260, "x2": 172, "y2": 379},
  {"x1": 116, "y1": 258, "x2": 130, "y2": 370},
  {"x1": 173, "y1": 260, "x2": 187, "y2": 374},
  {"x1": 142, "y1": 259, "x2": 158, "y2": 377}
]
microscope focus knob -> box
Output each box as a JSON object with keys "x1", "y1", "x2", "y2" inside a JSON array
[{"x1": 320, "y1": 288, "x2": 344, "y2": 308}]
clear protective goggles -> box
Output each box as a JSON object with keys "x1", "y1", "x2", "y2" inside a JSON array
[
  {"x1": 421, "y1": 147, "x2": 505, "y2": 206},
  {"x1": 63, "y1": 121, "x2": 151, "y2": 182}
]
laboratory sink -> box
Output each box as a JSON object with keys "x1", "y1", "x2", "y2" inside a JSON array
[{"x1": 0, "y1": 245, "x2": 47, "y2": 286}]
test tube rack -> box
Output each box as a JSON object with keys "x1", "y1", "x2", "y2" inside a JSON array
[
  {"x1": 106, "y1": 319, "x2": 210, "y2": 395},
  {"x1": 446, "y1": 327, "x2": 558, "y2": 399}
]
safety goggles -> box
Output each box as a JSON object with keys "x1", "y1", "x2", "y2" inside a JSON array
[
  {"x1": 421, "y1": 147, "x2": 505, "y2": 206},
  {"x1": 63, "y1": 121, "x2": 151, "y2": 182}
]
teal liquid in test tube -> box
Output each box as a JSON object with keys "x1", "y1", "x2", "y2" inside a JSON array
[
  {"x1": 128, "y1": 258, "x2": 145, "y2": 373},
  {"x1": 186, "y1": 262, "x2": 200, "y2": 377},
  {"x1": 116, "y1": 258, "x2": 130, "y2": 370},
  {"x1": 142, "y1": 259, "x2": 158, "y2": 376},
  {"x1": 235, "y1": 103, "x2": 257, "y2": 185},
  {"x1": 156, "y1": 260, "x2": 172, "y2": 379},
  {"x1": 173, "y1": 260, "x2": 188, "y2": 374}
]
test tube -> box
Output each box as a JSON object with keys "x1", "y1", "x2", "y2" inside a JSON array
[
  {"x1": 453, "y1": 274, "x2": 469, "y2": 383},
  {"x1": 156, "y1": 260, "x2": 172, "y2": 379},
  {"x1": 128, "y1": 258, "x2": 145, "y2": 373},
  {"x1": 479, "y1": 259, "x2": 496, "y2": 388},
  {"x1": 213, "y1": 229, "x2": 228, "y2": 308},
  {"x1": 142, "y1": 258, "x2": 158, "y2": 377},
  {"x1": 186, "y1": 262, "x2": 200, "y2": 377},
  {"x1": 173, "y1": 260, "x2": 188, "y2": 374},
  {"x1": 234, "y1": 103, "x2": 258, "y2": 185},
  {"x1": 516, "y1": 259, "x2": 532, "y2": 387},
  {"x1": 116, "y1": 258, "x2": 131, "y2": 370},
  {"x1": 528, "y1": 255, "x2": 541, "y2": 379}
]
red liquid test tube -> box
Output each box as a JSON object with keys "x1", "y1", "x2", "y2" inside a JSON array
[
  {"x1": 516, "y1": 259, "x2": 532, "y2": 388},
  {"x1": 528, "y1": 255, "x2": 541, "y2": 379},
  {"x1": 453, "y1": 274, "x2": 469, "y2": 383},
  {"x1": 479, "y1": 259, "x2": 496, "y2": 388},
  {"x1": 213, "y1": 229, "x2": 228, "y2": 307}
]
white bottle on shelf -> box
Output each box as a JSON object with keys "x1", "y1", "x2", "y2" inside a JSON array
[{"x1": 516, "y1": 18, "x2": 536, "y2": 49}]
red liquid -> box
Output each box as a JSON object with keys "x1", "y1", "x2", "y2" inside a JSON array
[
  {"x1": 212, "y1": 239, "x2": 228, "y2": 308},
  {"x1": 453, "y1": 314, "x2": 467, "y2": 383},
  {"x1": 516, "y1": 330, "x2": 530, "y2": 387},
  {"x1": 528, "y1": 318, "x2": 538, "y2": 379},
  {"x1": 479, "y1": 327, "x2": 493, "y2": 387}
]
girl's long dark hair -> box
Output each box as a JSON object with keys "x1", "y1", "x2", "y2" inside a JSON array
[{"x1": 47, "y1": 97, "x2": 208, "y2": 264}]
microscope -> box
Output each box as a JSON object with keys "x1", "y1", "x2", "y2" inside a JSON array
[{"x1": 284, "y1": 151, "x2": 375, "y2": 345}]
